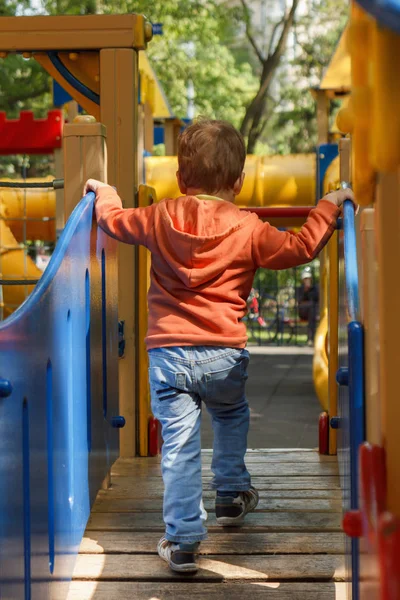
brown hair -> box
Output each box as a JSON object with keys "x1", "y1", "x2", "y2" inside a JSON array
[{"x1": 177, "y1": 118, "x2": 246, "y2": 194}]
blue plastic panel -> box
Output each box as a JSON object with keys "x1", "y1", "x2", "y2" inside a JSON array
[
  {"x1": 337, "y1": 201, "x2": 365, "y2": 600},
  {"x1": 316, "y1": 143, "x2": 339, "y2": 201},
  {"x1": 0, "y1": 193, "x2": 120, "y2": 600},
  {"x1": 357, "y1": 0, "x2": 400, "y2": 33}
]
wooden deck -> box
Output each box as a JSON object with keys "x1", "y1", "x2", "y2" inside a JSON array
[{"x1": 68, "y1": 449, "x2": 347, "y2": 600}]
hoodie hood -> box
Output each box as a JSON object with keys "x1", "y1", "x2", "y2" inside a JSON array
[{"x1": 155, "y1": 196, "x2": 258, "y2": 288}]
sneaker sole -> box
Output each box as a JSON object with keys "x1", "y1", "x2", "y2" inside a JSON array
[
  {"x1": 216, "y1": 494, "x2": 259, "y2": 527},
  {"x1": 216, "y1": 515, "x2": 245, "y2": 526},
  {"x1": 170, "y1": 561, "x2": 198, "y2": 574},
  {"x1": 158, "y1": 552, "x2": 198, "y2": 574}
]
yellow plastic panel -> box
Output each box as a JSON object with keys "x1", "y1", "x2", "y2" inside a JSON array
[
  {"x1": 0, "y1": 220, "x2": 43, "y2": 317},
  {"x1": 139, "y1": 52, "x2": 173, "y2": 119},
  {"x1": 320, "y1": 26, "x2": 351, "y2": 93},
  {"x1": 0, "y1": 180, "x2": 56, "y2": 241},
  {"x1": 371, "y1": 22, "x2": 400, "y2": 172},
  {"x1": 145, "y1": 154, "x2": 316, "y2": 207}
]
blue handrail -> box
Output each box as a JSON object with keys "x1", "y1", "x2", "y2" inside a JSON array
[
  {"x1": 343, "y1": 199, "x2": 360, "y2": 322},
  {"x1": 336, "y1": 193, "x2": 365, "y2": 600}
]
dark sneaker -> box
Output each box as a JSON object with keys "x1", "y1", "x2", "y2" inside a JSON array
[
  {"x1": 215, "y1": 486, "x2": 259, "y2": 526},
  {"x1": 157, "y1": 536, "x2": 200, "y2": 573}
]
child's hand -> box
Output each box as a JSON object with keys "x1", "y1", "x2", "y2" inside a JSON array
[
  {"x1": 322, "y1": 188, "x2": 358, "y2": 213},
  {"x1": 83, "y1": 178, "x2": 109, "y2": 196}
]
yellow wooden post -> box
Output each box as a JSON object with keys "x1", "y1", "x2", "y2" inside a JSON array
[
  {"x1": 54, "y1": 147, "x2": 64, "y2": 233},
  {"x1": 328, "y1": 232, "x2": 339, "y2": 455},
  {"x1": 164, "y1": 118, "x2": 181, "y2": 155},
  {"x1": 100, "y1": 48, "x2": 139, "y2": 457},
  {"x1": 375, "y1": 171, "x2": 400, "y2": 516},
  {"x1": 315, "y1": 90, "x2": 330, "y2": 145},
  {"x1": 63, "y1": 115, "x2": 107, "y2": 220},
  {"x1": 137, "y1": 184, "x2": 155, "y2": 456},
  {"x1": 360, "y1": 208, "x2": 380, "y2": 446}
]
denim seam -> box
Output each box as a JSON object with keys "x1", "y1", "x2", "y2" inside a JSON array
[
  {"x1": 210, "y1": 484, "x2": 251, "y2": 491},
  {"x1": 149, "y1": 348, "x2": 244, "y2": 366},
  {"x1": 165, "y1": 533, "x2": 207, "y2": 543}
]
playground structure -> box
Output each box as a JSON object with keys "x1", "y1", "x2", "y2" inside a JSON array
[
  {"x1": 0, "y1": 110, "x2": 62, "y2": 318},
  {"x1": 0, "y1": 1, "x2": 400, "y2": 598}
]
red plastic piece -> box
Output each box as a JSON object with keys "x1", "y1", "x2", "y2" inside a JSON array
[
  {"x1": 148, "y1": 416, "x2": 162, "y2": 456},
  {"x1": 318, "y1": 411, "x2": 329, "y2": 455},
  {"x1": 343, "y1": 509, "x2": 363, "y2": 538},
  {"x1": 359, "y1": 443, "x2": 387, "y2": 544},
  {"x1": 243, "y1": 207, "x2": 312, "y2": 219},
  {"x1": 378, "y1": 512, "x2": 400, "y2": 600},
  {"x1": 0, "y1": 110, "x2": 63, "y2": 155}
]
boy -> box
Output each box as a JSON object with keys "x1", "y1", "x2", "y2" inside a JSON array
[{"x1": 84, "y1": 118, "x2": 354, "y2": 574}]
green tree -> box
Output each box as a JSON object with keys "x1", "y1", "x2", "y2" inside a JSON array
[
  {"x1": 101, "y1": 0, "x2": 258, "y2": 127},
  {"x1": 238, "y1": 0, "x2": 300, "y2": 153},
  {"x1": 242, "y1": 0, "x2": 348, "y2": 155}
]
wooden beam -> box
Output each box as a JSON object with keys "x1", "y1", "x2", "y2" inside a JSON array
[
  {"x1": 0, "y1": 14, "x2": 151, "y2": 51},
  {"x1": 100, "y1": 48, "x2": 138, "y2": 458},
  {"x1": 376, "y1": 170, "x2": 400, "y2": 516}
]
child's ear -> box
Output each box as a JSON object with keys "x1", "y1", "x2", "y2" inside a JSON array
[
  {"x1": 233, "y1": 172, "x2": 245, "y2": 195},
  {"x1": 176, "y1": 171, "x2": 187, "y2": 194}
]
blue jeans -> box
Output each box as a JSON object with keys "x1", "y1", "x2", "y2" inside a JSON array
[{"x1": 148, "y1": 346, "x2": 251, "y2": 543}]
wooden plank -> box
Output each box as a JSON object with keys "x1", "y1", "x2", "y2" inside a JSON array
[
  {"x1": 202, "y1": 448, "x2": 321, "y2": 453},
  {"x1": 67, "y1": 581, "x2": 348, "y2": 600},
  {"x1": 87, "y1": 511, "x2": 342, "y2": 532},
  {"x1": 111, "y1": 461, "x2": 339, "y2": 478},
  {"x1": 80, "y1": 531, "x2": 346, "y2": 555},
  {"x1": 99, "y1": 486, "x2": 341, "y2": 500},
  {"x1": 72, "y1": 553, "x2": 346, "y2": 581},
  {"x1": 92, "y1": 496, "x2": 341, "y2": 513},
  {"x1": 116, "y1": 452, "x2": 338, "y2": 464},
  {"x1": 107, "y1": 476, "x2": 341, "y2": 495}
]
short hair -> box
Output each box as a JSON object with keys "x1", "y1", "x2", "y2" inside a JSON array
[{"x1": 177, "y1": 118, "x2": 246, "y2": 194}]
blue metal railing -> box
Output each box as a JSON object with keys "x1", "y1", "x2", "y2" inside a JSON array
[
  {"x1": 336, "y1": 197, "x2": 365, "y2": 600},
  {"x1": 0, "y1": 193, "x2": 121, "y2": 600},
  {"x1": 343, "y1": 200, "x2": 360, "y2": 321}
]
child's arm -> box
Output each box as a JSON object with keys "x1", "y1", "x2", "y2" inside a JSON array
[
  {"x1": 84, "y1": 179, "x2": 155, "y2": 247},
  {"x1": 252, "y1": 189, "x2": 355, "y2": 270}
]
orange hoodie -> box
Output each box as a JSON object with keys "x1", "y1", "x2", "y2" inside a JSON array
[{"x1": 95, "y1": 188, "x2": 340, "y2": 349}]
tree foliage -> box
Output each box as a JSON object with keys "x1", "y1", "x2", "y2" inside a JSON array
[
  {"x1": 101, "y1": 0, "x2": 259, "y2": 127},
  {"x1": 246, "y1": 0, "x2": 348, "y2": 155},
  {"x1": 0, "y1": 0, "x2": 348, "y2": 164},
  {"x1": 238, "y1": 0, "x2": 300, "y2": 153}
]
